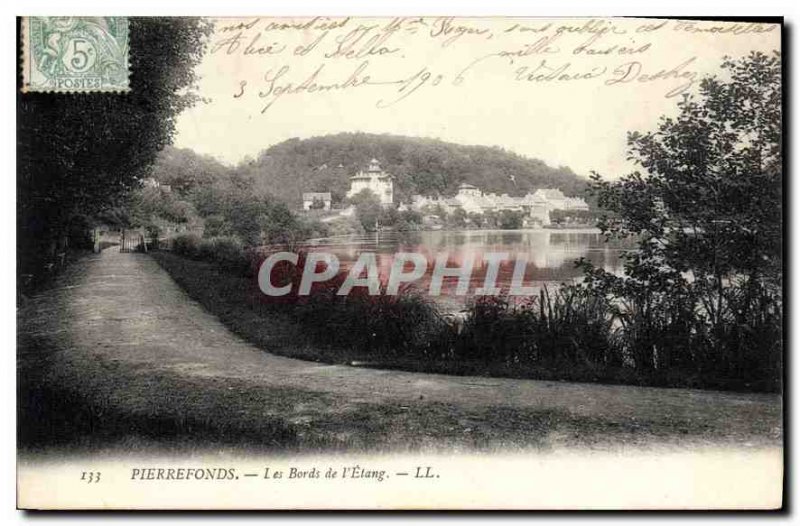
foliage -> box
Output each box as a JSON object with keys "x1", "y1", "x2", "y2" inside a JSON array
[
  {"x1": 203, "y1": 214, "x2": 234, "y2": 237},
  {"x1": 159, "y1": 244, "x2": 780, "y2": 391},
  {"x1": 590, "y1": 52, "x2": 781, "y2": 285},
  {"x1": 172, "y1": 233, "x2": 253, "y2": 275},
  {"x1": 447, "y1": 207, "x2": 468, "y2": 229},
  {"x1": 172, "y1": 232, "x2": 203, "y2": 259},
  {"x1": 394, "y1": 210, "x2": 423, "y2": 232},
  {"x1": 498, "y1": 210, "x2": 525, "y2": 230},
  {"x1": 147, "y1": 146, "x2": 230, "y2": 194},
  {"x1": 18, "y1": 18, "x2": 213, "y2": 279},
  {"x1": 450, "y1": 289, "x2": 618, "y2": 370},
  {"x1": 129, "y1": 187, "x2": 194, "y2": 227},
  {"x1": 135, "y1": 147, "x2": 330, "y2": 248},
  {"x1": 326, "y1": 215, "x2": 366, "y2": 237},
  {"x1": 349, "y1": 189, "x2": 384, "y2": 231},
  {"x1": 579, "y1": 52, "x2": 782, "y2": 391},
  {"x1": 235, "y1": 132, "x2": 590, "y2": 206},
  {"x1": 549, "y1": 208, "x2": 601, "y2": 226},
  {"x1": 467, "y1": 212, "x2": 485, "y2": 228}
]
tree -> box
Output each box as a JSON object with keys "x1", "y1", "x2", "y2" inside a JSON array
[
  {"x1": 483, "y1": 210, "x2": 499, "y2": 229},
  {"x1": 229, "y1": 132, "x2": 589, "y2": 208},
  {"x1": 498, "y1": 210, "x2": 524, "y2": 230},
  {"x1": 448, "y1": 207, "x2": 468, "y2": 229},
  {"x1": 467, "y1": 212, "x2": 484, "y2": 228},
  {"x1": 126, "y1": 186, "x2": 193, "y2": 230},
  {"x1": 18, "y1": 18, "x2": 213, "y2": 279},
  {"x1": 581, "y1": 52, "x2": 782, "y2": 383},
  {"x1": 149, "y1": 146, "x2": 230, "y2": 194},
  {"x1": 349, "y1": 189, "x2": 383, "y2": 231},
  {"x1": 550, "y1": 208, "x2": 599, "y2": 226},
  {"x1": 587, "y1": 51, "x2": 781, "y2": 291}
]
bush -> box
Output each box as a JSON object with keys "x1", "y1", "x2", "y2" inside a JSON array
[
  {"x1": 498, "y1": 210, "x2": 524, "y2": 229},
  {"x1": 172, "y1": 232, "x2": 201, "y2": 258},
  {"x1": 172, "y1": 233, "x2": 251, "y2": 275},
  {"x1": 325, "y1": 216, "x2": 364, "y2": 237},
  {"x1": 203, "y1": 214, "x2": 233, "y2": 237},
  {"x1": 295, "y1": 285, "x2": 446, "y2": 358},
  {"x1": 161, "y1": 246, "x2": 781, "y2": 392},
  {"x1": 254, "y1": 251, "x2": 446, "y2": 357},
  {"x1": 208, "y1": 236, "x2": 249, "y2": 273},
  {"x1": 454, "y1": 287, "x2": 617, "y2": 372}
]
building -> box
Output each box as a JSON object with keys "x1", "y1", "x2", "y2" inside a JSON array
[
  {"x1": 302, "y1": 192, "x2": 332, "y2": 211},
  {"x1": 409, "y1": 184, "x2": 588, "y2": 226},
  {"x1": 143, "y1": 177, "x2": 171, "y2": 193},
  {"x1": 346, "y1": 159, "x2": 394, "y2": 206},
  {"x1": 532, "y1": 188, "x2": 567, "y2": 209},
  {"x1": 562, "y1": 196, "x2": 590, "y2": 211}
]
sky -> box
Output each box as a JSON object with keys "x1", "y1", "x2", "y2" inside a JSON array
[{"x1": 173, "y1": 17, "x2": 780, "y2": 179}]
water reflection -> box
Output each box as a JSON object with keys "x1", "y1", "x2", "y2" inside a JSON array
[{"x1": 301, "y1": 229, "x2": 631, "y2": 309}]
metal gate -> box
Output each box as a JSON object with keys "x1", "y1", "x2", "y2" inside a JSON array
[{"x1": 119, "y1": 230, "x2": 148, "y2": 253}]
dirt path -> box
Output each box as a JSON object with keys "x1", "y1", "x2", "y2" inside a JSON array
[{"x1": 18, "y1": 249, "x2": 782, "y2": 453}]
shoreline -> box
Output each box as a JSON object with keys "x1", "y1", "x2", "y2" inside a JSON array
[{"x1": 303, "y1": 226, "x2": 603, "y2": 245}]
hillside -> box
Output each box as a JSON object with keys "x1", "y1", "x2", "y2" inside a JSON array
[{"x1": 233, "y1": 133, "x2": 590, "y2": 206}]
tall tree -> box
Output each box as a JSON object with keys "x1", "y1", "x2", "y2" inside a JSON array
[
  {"x1": 17, "y1": 17, "x2": 212, "y2": 278},
  {"x1": 581, "y1": 51, "x2": 782, "y2": 381},
  {"x1": 588, "y1": 51, "x2": 781, "y2": 292}
]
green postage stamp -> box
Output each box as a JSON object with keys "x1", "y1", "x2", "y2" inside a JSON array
[{"x1": 21, "y1": 17, "x2": 130, "y2": 92}]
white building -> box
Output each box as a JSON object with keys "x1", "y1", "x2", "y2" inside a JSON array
[
  {"x1": 346, "y1": 159, "x2": 394, "y2": 206},
  {"x1": 302, "y1": 192, "x2": 332, "y2": 210},
  {"x1": 143, "y1": 177, "x2": 171, "y2": 193},
  {"x1": 532, "y1": 189, "x2": 567, "y2": 209},
  {"x1": 562, "y1": 196, "x2": 590, "y2": 211},
  {"x1": 409, "y1": 184, "x2": 588, "y2": 226}
]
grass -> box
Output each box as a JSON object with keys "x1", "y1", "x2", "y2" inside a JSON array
[
  {"x1": 152, "y1": 251, "x2": 780, "y2": 392},
  {"x1": 156, "y1": 233, "x2": 783, "y2": 392},
  {"x1": 21, "y1": 317, "x2": 711, "y2": 455},
  {"x1": 20, "y1": 334, "x2": 751, "y2": 455},
  {"x1": 151, "y1": 252, "x2": 602, "y2": 381},
  {"x1": 17, "y1": 249, "x2": 781, "y2": 454}
]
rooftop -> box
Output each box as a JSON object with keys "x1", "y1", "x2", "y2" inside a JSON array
[{"x1": 302, "y1": 192, "x2": 332, "y2": 200}]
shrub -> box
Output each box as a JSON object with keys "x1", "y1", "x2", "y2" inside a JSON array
[
  {"x1": 196, "y1": 238, "x2": 216, "y2": 261},
  {"x1": 498, "y1": 210, "x2": 524, "y2": 230},
  {"x1": 196, "y1": 236, "x2": 252, "y2": 274},
  {"x1": 294, "y1": 284, "x2": 446, "y2": 358},
  {"x1": 172, "y1": 232, "x2": 201, "y2": 258},
  {"x1": 454, "y1": 287, "x2": 617, "y2": 371},
  {"x1": 171, "y1": 233, "x2": 251, "y2": 275},
  {"x1": 325, "y1": 216, "x2": 364, "y2": 237},
  {"x1": 162, "y1": 246, "x2": 781, "y2": 392},
  {"x1": 203, "y1": 214, "x2": 233, "y2": 237},
  {"x1": 207, "y1": 236, "x2": 249, "y2": 274},
  {"x1": 254, "y1": 250, "x2": 446, "y2": 357}
]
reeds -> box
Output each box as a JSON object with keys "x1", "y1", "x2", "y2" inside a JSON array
[{"x1": 157, "y1": 246, "x2": 782, "y2": 392}]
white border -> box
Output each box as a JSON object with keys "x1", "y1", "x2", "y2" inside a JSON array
[{"x1": 3, "y1": 1, "x2": 796, "y2": 524}]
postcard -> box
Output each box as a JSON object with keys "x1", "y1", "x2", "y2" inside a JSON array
[{"x1": 17, "y1": 15, "x2": 783, "y2": 510}]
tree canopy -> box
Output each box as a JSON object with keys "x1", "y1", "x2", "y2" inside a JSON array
[
  {"x1": 580, "y1": 51, "x2": 782, "y2": 387},
  {"x1": 587, "y1": 51, "x2": 781, "y2": 291},
  {"x1": 234, "y1": 132, "x2": 590, "y2": 206},
  {"x1": 18, "y1": 17, "x2": 212, "y2": 276}
]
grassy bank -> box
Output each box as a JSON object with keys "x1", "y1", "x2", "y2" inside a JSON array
[
  {"x1": 151, "y1": 251, "x2": 779, "y2": 392},
  {"x1": 22, "y1": 321, "x2": 628, "y2": 455},
  {"x1": 17, "y1": 249, "x2": 782, "y2": 454}
]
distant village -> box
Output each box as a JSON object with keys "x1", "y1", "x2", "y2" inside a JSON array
[{"x1": 302, "y1": 159, "x2": 590, "y2": 227}]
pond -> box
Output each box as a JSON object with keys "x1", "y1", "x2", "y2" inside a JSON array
[{"x1": 300, "y1": 228, "x2": 632, "y2": 311}]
